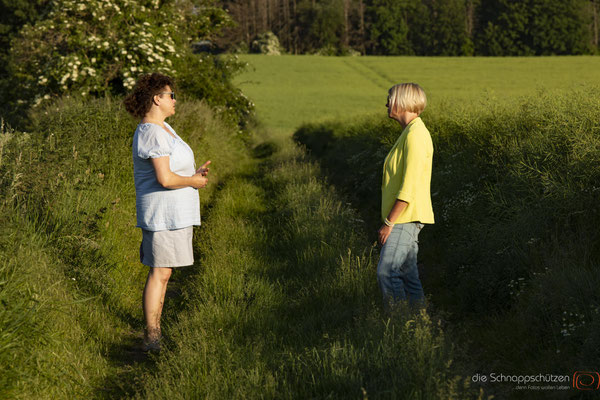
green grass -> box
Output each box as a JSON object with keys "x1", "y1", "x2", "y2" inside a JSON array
[
  {"x1": 235, "y1": 55, "x2": 600, "y2": 134},
  {"x1": 136, "y1": 131, "x2": 483, "y2": 399},
  {"x1": 1, "y1": 94, "x2": 488, "y2": 397},
  {"x1": 293, "y1": 89, "x2": 600, "y2": 399},
  {"x1": 0, "y1": 97, "x2": 249, "y2": 398},
  {"x1": 4, "y1": 55, "x2": 600, "y2": 398}
]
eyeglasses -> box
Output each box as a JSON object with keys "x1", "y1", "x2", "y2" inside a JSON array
[{"x1": 158, "y1": 91, "x2": 176, "y2": 100}]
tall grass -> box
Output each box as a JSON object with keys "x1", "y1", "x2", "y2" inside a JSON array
[
  {"x1": 294, "y1": 89, "x2": 600, "y2": 397},
  {"x1": 136, "y1": 132, "x2": 483, "y2": 399},
  {"x1": 0, "y1": 97, "x2": 247, "y2": 398}
]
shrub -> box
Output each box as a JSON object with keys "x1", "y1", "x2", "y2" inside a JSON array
[
  {"x1": 2, "y1": 0, "x2": 242, "y2": 127},
  {"x1": 250, "y1": 31, "x2": 282, "y2": 55},
  {"x1": 175, "y1": 53, "x2": 256, "y2": 131},
  {"x1": 8, "y1": 1, "x2": 180, "y2": 105},
  {"x1": 293, "y1": 89, "x2": 600, "y2": 376}
]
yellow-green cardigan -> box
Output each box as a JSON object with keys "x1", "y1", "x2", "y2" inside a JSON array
[{"x1": 381, "y1": 117, "x2": 435, "y2": 224}]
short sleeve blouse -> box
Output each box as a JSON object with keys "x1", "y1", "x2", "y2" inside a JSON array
[{"x1": 132, "y1": 122, "x2": 201, "y2": 231}]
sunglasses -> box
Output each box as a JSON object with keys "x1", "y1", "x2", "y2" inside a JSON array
[{"x1": 158, "y1": 91, "x2": 176, "y2": 100}]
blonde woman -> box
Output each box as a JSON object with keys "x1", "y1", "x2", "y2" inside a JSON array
[
  {"x1": 124, "y1": 73, "x2": 210, "y2": 351},
  {"x1": 377, "y1": 83, "x2": 434, "y2": 310}
]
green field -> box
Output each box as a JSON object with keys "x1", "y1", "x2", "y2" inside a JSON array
[
  {"x1": 238, "y1": 55, "x2": 600, "y2": 398},
  {"x1": 3, "y1": 55, "x2": 599, "y2": 399},
  {"x1": 236, "y1": 55, "x2": 600, "y2": 133}
]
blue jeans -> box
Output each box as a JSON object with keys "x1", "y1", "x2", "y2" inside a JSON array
[{"x1": 377, "y1": 222, "x2": 425, "y2": 309}]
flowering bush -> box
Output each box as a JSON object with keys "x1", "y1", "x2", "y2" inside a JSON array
[{"x1": 7, "y1": 0, "x2": 232, "y2": 109}]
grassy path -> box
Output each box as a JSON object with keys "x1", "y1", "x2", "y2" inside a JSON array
[{"x1": 133, "y1": 132, "x2": 481, "y2": 399}]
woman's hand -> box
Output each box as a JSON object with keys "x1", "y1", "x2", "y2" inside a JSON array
[
  {"x1": 190, "y1": 173, "x2": 208, "y2": 189},
  {"x1": 151, "y1": 156, "x2": 208, "y2": 189},
  {"x1": 378, "y1": 224, "x2": 394, "y2": 246},
  {"x1": 197, "y1": 160, "x2": 211, "y2": 177}
]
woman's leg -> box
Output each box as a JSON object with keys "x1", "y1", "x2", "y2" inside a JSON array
[
  {"x1": 400, "y1": 239, "x2": 425, "y2": 307},
  {"x1": 377, "y1": 225, "x2": 409, "y2": 309},
  {"x1": 142, "y1": 267, "x2": 172, "y2": 345},
  {"x1": 377, "y1": 223, "x2": 424, "y2": 310},
  {"x1": 156, "y1": 275, "x2": 170, "y2": 331}
]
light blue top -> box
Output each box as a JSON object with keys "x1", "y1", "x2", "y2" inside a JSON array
[{"x1": 132, "y1": 122, "x2": 200, "y2": 231}]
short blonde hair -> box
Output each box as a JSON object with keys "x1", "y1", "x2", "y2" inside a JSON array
[{"x1": 387, "y1": 83, "x2": 427, "y2": 115}]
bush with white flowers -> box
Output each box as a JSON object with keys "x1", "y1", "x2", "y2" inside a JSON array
[{"x1": 8, "y1": 0, "x2": 229, "y2": 108}]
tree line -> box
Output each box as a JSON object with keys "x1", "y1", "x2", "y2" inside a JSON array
[{"x1": 218, "y1": 0, "x2": 600, "y2": 55}]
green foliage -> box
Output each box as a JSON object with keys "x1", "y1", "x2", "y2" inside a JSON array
[
  {"x1": 0, "y1": 0, "x2": 50, "y2": 73},
  {"x1": 136, "y1": 131, "x2": 482, "y2": 399},
  {"x1": 1, "y1": 0, "x2": 244, "y2": 128},
  {"x1": 366, "y1": 0, "x2": 413, "y2": 55},
  {"x1": 475, "y1": 0, "x2": 595, "y2": 55},
  {"x1": 8, "y1": 1, "x2": 180, "y2": 104},
  {"x1": 250, "y1": 31, "x2": 282, "y2": 55},
  {"x1": 221, "y1": 0, "x2": 599, "y2": 56},
  {"x1": 410, "y1": 0, "x2": 473, "y2": 56},
  {"x1": 293, "y1": 90, "x2": 600, "y2": 381},
  {"x1": 0, "y1": 96, "x2": 249, "y2": 397},
  {"x1": 367, "y1": 0, "x2": 473, "y2": 56},
  {"x1": 175, "y1": 53, "x2": 256, "y2": 131},
  {"x1": 296, "y1": 0, "x2": 346, "y2": 53},
  {"x1": 177, "y1": 0, "x2": 235, "y2": 42}
]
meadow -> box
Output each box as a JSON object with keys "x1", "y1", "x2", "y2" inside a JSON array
[
  {"x1": 2, "y1": 55, "x2": 599, "y2": 399},
  {"x1": 238, "y1": 55, "x2": 600, "y2": 399},
  {"x1": 0, "y1": 96, "x2": 481, "y2": 398},
  {"x1": 235, "y1": 55, "x2": 600, "y2": 134}
]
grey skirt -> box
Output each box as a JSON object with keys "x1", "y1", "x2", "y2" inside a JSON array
[{"x1": 140, "y1": 226, "x2": 194, "y2": 268}]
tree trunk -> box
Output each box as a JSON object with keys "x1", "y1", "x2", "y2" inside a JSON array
[
  {"x1": 593, "y1": 0, "x2": 599, "y2": 49},
  {"x1": 466, "y1": 0, "x2": 475, "y2": 36},
  {"x1": 292, "y1": 0, "x2": 298, "y2": 54},
  {"x1": 358, "y1": 0, "x2": 365, "y2": 53},
  {"x1": 343, "y1": 0, "x2": 350, "y2": 48},
  {"x1": 282, "y1": 0, "x2": 290, "y2": 51}
]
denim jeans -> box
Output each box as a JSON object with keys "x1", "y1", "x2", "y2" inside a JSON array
[{"x1": 377, "y1": 222, "x2": 424, "y2": 309}]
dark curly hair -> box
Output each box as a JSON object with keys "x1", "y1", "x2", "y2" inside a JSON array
[{"x1": 123, "y1": 73, "x2": 175, "y2": 118}]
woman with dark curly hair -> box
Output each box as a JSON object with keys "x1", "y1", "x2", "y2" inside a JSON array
[{"x1": 124, "y1": 73, "x2": 210, "y2": 351}]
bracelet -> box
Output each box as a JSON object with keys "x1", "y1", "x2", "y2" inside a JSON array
[{"x1": 384, "y1": 218, "x2": 394, "y2": 227}]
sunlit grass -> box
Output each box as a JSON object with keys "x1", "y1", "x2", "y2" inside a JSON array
[
  {"x1": 235, "y1": 55, "x2": 600, "y2": 134},
  {"x1": 137, "y1": 132, "x2": 482, "y2": 399}
]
